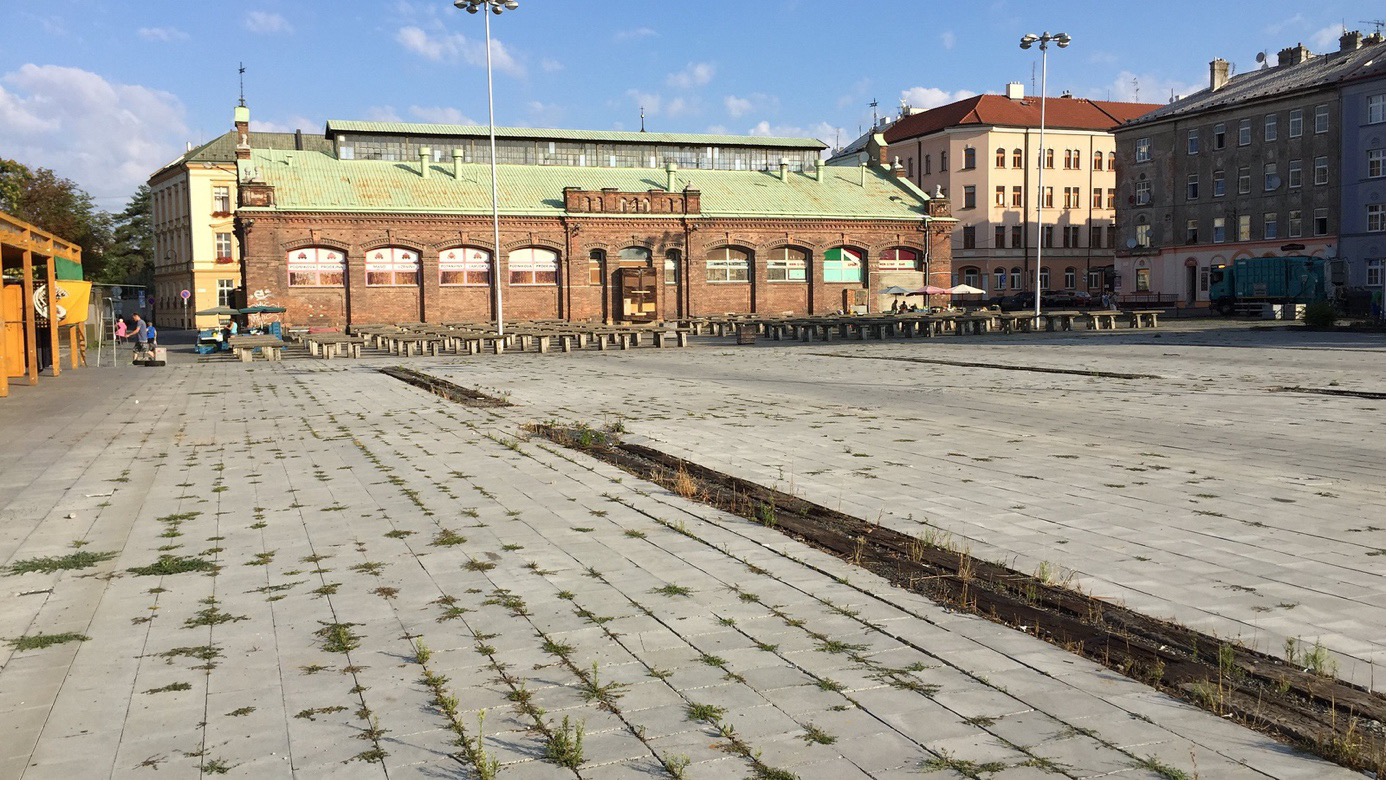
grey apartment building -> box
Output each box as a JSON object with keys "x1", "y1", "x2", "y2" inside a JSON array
[{"x1": 1112, "y1": 32, "x2": 1385, "y2": 308}]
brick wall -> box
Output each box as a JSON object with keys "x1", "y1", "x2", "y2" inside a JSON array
[{"x1": 239, "y1": 212, "x2": 951, "y2": 328}]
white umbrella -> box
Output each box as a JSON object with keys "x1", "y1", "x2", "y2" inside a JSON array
[{"x1": 948, "y1": 284, "x2": 986, "y2": 295}]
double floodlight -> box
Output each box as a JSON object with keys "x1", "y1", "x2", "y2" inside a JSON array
[
  {"x1": 454, "y1": 0, "x2": 519, "y2": 13},
  {"x1": 1020, "y1": 31, "x2": 1071, "y2": 49}
]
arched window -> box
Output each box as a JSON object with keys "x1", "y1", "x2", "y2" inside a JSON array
[
  {"x1": 588, "y1": 249, "x2": 605, "y2": 285},
  {"x1": 823, "y1": 247, "x2": 864, "y2": 283},
  {"x1": 706, "y1": 247, "x2": 751, "y2": 282},
  {"x1": 962, "y1": 267, "x2": 980, "y2": 288},
  {"x1": 1107, "y1": 151, "x2": 1116, "y2": 170},
  {"x1": 1012, "y1": 148, "x2": 1023, "y2": 168},
  {"x1": 287, "y1": 247, "x2": 345, "y2": 287},
  {"x1": 963, "y1": 147, "x2": 976, "y2": 170},
  {"x1": 766, "y1": 247, "x2": 808, "y2": 282},
  {"x1": 619, "y1": 246, "x2": 651, "y2": 263},
  {"x1": 993, "y1": 267, "x2": 1007, "y2": 291},
  {"x1": 366, "y1": 247, "x2": 420, "y2": 287},
  {"x1": 1045, "y1": 148, "x2": 1055, "y2": 168},
  {"x1": 1064, "y1": 266, "x2": 1077, "y2": 289},
  {"x1": 439, "y1": 247, "x2": 491, "y2": 286},
  {"x1": 1009, "y1": 267, "x2": 1023, "y2": 289},
  {"x1": 1093, "y1": 151, "x2": 1104, "y2": 170},
  {"x1": 995, "y1": 148, "x2": 1006, "y2": 168},
  {"x1": 664, "y1": 249, "x2": 680, "y2": 285},
  {"x1": 509, "y1": 247, "x2": 559, "y2": 285},
  {"x1": 878, "y1": 248, "x2": 919, "y2": 270}
]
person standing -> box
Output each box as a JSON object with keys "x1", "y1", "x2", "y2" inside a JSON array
[{"x1": 130, "y1": 313, "x2": 149, "y2": 362}]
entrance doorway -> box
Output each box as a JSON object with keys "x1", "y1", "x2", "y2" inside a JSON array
[
  {"x1": 615, "y1": 267, "x2": 657, "y2": 323},
  {"x1": 1186, "y1": 264, "x2": 1198, "y2": 305}
]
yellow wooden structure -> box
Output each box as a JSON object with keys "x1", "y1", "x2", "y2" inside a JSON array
[{"x1": 1, "y1": 211, "x2": 85, "y2": 398}]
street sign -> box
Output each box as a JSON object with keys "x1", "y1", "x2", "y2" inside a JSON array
[{"x1": 180, "y1": 289, "x2": 191, "y2": 304}]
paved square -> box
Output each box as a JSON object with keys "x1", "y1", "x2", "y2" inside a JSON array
[{"x1": 0, "y1": 321, "x2": 1379, "y2": 778}]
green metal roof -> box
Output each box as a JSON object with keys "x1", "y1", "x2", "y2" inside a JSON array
[
  {"x1": 238, "y1": 150, "x2": 929, "y2": 221},
  {"x1": 325, "y1": 120, "x2": 826, "y2": 150},
  {"x1": 151, "y1": 130, "x2": 334, "y2": 180}
]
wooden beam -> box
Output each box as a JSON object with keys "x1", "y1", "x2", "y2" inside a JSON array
[
  {"x1": 22, "y1": 248, "x2": 37, "y2": 385},
  {"x1": 46, "y1": 249, "x2": 59, "y2": 377}
]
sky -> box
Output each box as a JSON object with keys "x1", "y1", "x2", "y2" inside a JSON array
[{"x1": 0, "y1": 0, "x2": 1381, "y2": 211}]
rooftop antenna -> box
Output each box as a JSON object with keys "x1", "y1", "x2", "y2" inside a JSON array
[
  {"x1": 869, "y1": 98, "x2": 879, "y2": 127},
  {"x1": 1132, "y1": 77, "x2": 1139, "y2": 102},
  {"x1": 1361, "y1": 19, "x2": 1386, "y2": 35},
  {"x1": 639, "y1": 106, "x2": 646, "y2": 133},
  {"x1": 1031, "y1": 61, "x2": 1037, "y2": 94},
  {"x1": 238, "y1": 62, "x2": 246, "y2": 107}
]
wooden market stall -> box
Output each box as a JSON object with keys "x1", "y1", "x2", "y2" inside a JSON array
[{"x1": 1, "y1": 211, "x2": 86, "y2": 398}]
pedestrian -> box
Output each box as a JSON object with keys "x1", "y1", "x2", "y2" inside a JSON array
[
  {"x1": 114, "y1": 317, "x2": 128, "y2": 345},
  {"x1": 130, "y1": 313, "x2": 150, "y2": 362},
  {"x1": 147, "y1": 322, "x2": 158, "y2": 348}
]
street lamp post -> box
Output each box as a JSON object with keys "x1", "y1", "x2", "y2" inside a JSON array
[
  {"x1": 1020, "y1": 31, "x2": 1070, "y2": 327},
  {"x1": 455, "y1": 0, "x2": 519, "y2": 337}
]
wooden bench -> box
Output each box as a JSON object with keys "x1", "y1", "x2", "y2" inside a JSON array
[
  {"x1": 1128, "y1": 309, "x2": 1163, "y2": 328},
  {"x1": 229, "y1": 335, "x2": 285, "y2": 362},
  {"x1": 305, "y1": 333, "x2": 365, "y2": 359},
  {"x1": 1086, "y1": 310, "x2": 1123, "y2": 330}
]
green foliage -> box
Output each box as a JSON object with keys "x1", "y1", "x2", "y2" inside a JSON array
[
  {"x1": 0, "y1": 158, "x2": 113, "y2": 280},
  {"x1": 7, "y1": 551, "x2": 117, "y2": 575},
  {"x1": 1303, "y1": 300, "x2": 1337, "y2": 329},
  {"x1": 9, "y1": 631, "x2": 89, "y2": 650}
]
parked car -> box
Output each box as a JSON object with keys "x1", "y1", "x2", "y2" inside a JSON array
[
  {"x1": 995, "y1": 292, "x2": 1037, "y2": 311},
  {"x1": 1042, "y1": 290, "x2": 1093, "y2": 308}
]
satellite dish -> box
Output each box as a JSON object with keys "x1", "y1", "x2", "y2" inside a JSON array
[
  {"x1": 1125, "y1": 238, "x2": 1138, "y2": 249},
  {"x1": 1256, "y1": 51, "x2": 1268, "y2": 68}
]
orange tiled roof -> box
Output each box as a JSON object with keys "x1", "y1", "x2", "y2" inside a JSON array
[{"x1": 884, "y1": 94, "x2": 1162, "y2": 142}]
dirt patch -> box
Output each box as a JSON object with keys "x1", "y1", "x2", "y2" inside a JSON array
[
  {"x1": 379, "y1": 366, "x2": 511, "y2": 407},
  {"x1": 530, "y1": 421, "x2": 1384, "y2": 776},
  {"x1": 1271, "y1": 386, "x2": 1385, "y2": 400},
  {"x1": 815, "y1": 352, "x2": 1162, "y2": 380}
]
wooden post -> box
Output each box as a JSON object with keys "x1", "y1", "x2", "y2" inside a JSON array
[
  {"x1": 22, "y1": 248, "x2": 37, "y2": 385},
  {"x1": 0, "y1": 272, "x2": 8, "y2": 398},
  {"x1": 45, "y1": 252, "x2": 59, "y2": 377}
]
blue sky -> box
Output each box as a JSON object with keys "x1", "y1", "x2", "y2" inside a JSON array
[{"x1": 0, "y1": 0, "x2": 1380, "y2": 210}]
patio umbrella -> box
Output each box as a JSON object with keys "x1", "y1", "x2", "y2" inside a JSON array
[
  {"x1": 239, "y1": 305, "x2": 288, "y2": 314},
  {"x1": 194, "y1": 306, "x2": 240, "y2": 316},
  {"x1": 907, "y1": 285, "x2": 952, "y2": 295},
  {"x1": 948, "y1": 284, "x2": 986, "y2": 295},
  {"x1": 880, "y1": 285, "x2": 911, "y2": 295}
]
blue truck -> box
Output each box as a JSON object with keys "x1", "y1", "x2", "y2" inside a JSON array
[{"x1": 1208, "y1": 256, "x2": 1340, "y2": 316}]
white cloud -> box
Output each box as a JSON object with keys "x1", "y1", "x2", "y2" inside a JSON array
[
  {"x1": 526, "y1": 101, "x2": 565, "y2": 126},
  {"x1": 137, "y1": 27, "x2": 188, "y2": 42},
  {"x1": 1311, "y1": 23, "x2": 1343, "y2": 49},
  {"x1": 249, "y1": 115, "x2": 319, "y2": 134},
  {"x1": 724, "y1": 95, "x2": 753, "y2": 118},
  {"x1": 614, "y1": 27, "x2": 657, "y2": 42},
  {"x1": 395, "y1": 26, "x2": 524, "y2": 76},
  {"x1": 364, "y1": 105, "x2": 403, "y2": 122},
  {"x1": 408, "y1": 105, "x2": 476, "y2": 125},
  {"x1": 940, "y1": 31, "x2": 956, "y2": 50},
  {"x1": 900, "y1": 86, "x2": 976, "y2": 111},
  {"x1": 1093, "y1": 71, "x2": 1204, "y2": 104},
  {"x1": 747, "y1": 120, "x2": 844, "y2": 146},
  {"x1": 0, "y1": 64, "x2": 187, "y2": 209},
  {"x1": 724, "y1": 93, "x2": 778, "y2": 119},
  {"x1": 1263, "y1": 13, "x2": 1305, "y2": 36},
  {"x1": 667, "y1": 62, "x2": 715, "y2": 89},
  {"x1": 245, "y1": 11, "x2": 292, "y2": 35},
  {"x1": 705, "y1": 124, "x2": 728, "y2": 135},
  {"x1": 541, "y1": 57, "x2": 564, "y2": 73},
  {"x1": 624, "y1": 89, "x2": 662, "y2": 117}
]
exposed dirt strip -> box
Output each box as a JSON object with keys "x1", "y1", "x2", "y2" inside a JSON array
[
  {"x1": 523, "y1": 422, "x2": 1385, "y2": 777},
  {"x1": 811, "y1": 352, "x2": 1163, "y2": 380},
  {"x1": 1271, "y1": 386, "x2": 1386, "y2": 400},
  {"x1": 378, "y1": 366, "x2": 511, "y2": 407}
]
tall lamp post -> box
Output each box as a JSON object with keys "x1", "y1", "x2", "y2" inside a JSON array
[
  {"x1": 1019, "y1": 31, "x2": 1070, "y2": 326},
  {"x1": 455, "y1": 0, "x2": 519, "y2": 337}
]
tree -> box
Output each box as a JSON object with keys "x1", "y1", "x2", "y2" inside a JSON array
[
  {"x1": 0, "y1": 158, "x2": 112, "y2": 277},
  {"x1": 102, "y1": 186, "x2": 153, "y2": 286}
]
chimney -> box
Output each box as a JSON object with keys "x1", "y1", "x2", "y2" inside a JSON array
[
  {"x1": 1340, "y1": 30, "x2": 1363, "y2": 52},
  {"x1": 1059, "y1": 90, "x2": 1072, "y2": 99},
  {"x1": 778, "y1": 158, "x2": 789, "y2": 181},
  {"x1": 234, "y1": 104, "x2": 251, "y2": 160},
  {"x1": 284, "y1": 153, "x2": 293, "y2": 167},
  {"x1": 892, "y1": 155, "x2": 906, "y2": 178},
  {"x1": 294, "y1": 129, "x2": 303, "y2": 151},
  {"x1": 1006, "y1": 82, "x2": 1025, "y2": 100},
  {"x1": 1209, "y1": 58, "x2": 1231, "y2": 91},
  {"x1": 1277, "y1": 44, "x2": 1312, "y2": 66},
  {"x1": 815, "y1": 158, "x2": 825, "y2": 182},
  {"x1": 666, "y1": 161, "x2": 678, "y2": 192},
  {"x1": 452, "y1": 149, "x2": 463, "y2": 179},
  {"x1": 419, "y1": 146, "x2": 430, "y2": 178},
  {"x1": 859, "y1": 162, "x2": 867, "y2": 187}
]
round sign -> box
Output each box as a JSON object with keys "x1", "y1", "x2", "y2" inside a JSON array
[{"x1": 180, "y1": 289, "x2": 191, "y2": 302}]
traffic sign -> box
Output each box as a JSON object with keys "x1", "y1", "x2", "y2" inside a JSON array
[{"x1": 180, "y1": 289, "x2": 191, "y2": 304}]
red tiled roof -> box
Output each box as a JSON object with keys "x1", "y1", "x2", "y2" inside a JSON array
[{"x1": 884, "y1": 94, "x2": 1162, "y2": 142}]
